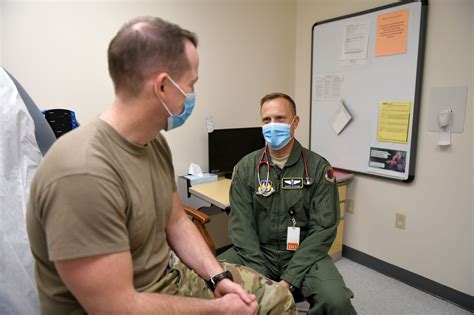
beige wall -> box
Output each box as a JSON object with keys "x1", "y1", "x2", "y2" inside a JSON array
[
  {"x1": 472, "y1": 0, "x2": 474, "y2": 298},
  {"x1": 2, "y1": 0, "x2": 296, "y2": 175},
  {"x1": 295, "y1": 0, "x2": 473, "y2": 296},
  {"x1": 0, "y1": 2, "x2": 3, "y2": 65}
]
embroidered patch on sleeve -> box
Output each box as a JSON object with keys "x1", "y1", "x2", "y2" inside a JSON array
[{"x1": 324, "y1": 166, "x2": 335, "y2": 183}]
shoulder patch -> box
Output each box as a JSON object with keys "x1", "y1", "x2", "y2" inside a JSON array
[{"x1": 324, "y1": 165, "x2": 335, "y2": 183}]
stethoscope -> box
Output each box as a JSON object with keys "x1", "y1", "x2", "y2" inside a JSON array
[{"x1": 256, "y1": 145, "x2": 314, "y2": 197}]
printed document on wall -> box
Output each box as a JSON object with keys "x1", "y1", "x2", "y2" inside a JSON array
[
  {"x1": 329, "y1": 101, "x2": 352, "y2": 135},
  {"x1": 341, "y1": 18, "x2": 370, "y2": 63},
  {"x1": 377, "y1": 101, "x2": 411, "y2": 144},
  {"x1": 313, "y1": 73, "x2": 343, "y2": 100},
  {"x1": 375, "y1": 8, "x2": 409, "y2": 56}
]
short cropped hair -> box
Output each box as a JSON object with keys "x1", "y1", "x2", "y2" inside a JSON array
[
  {"x1": 260, "y1": 92, "x2": 297, "y2": 116},
  {"x1": 108, "y1": 16, "x2": 198, "y2": 97}
]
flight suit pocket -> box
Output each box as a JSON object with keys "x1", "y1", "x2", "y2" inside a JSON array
[
  {"x1": 285, "y1": 190, "x2": 309, "y2": 228},
  {"x1": 313, "y1": 198, "x2": 336, "y2": 228},
  {"x1": 254, "y1": 194, "x2": 271, "y2": 212},
  {"x1": 253, "y1": 194, "x2": 271, "y2": 232}
]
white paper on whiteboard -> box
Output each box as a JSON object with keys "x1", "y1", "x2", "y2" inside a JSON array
[
  {"x1": 314, "y1": 73, "x2": 343, "y2": 100},
  {"x1": 341, "y1": 18, "x2": 371, "y2": 61},
  {"x1": 329, "y1": 102, "x2": 352, "y2": 135}
]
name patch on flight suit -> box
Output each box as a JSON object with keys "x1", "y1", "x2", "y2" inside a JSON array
[{"x1": 281, "y1": 177, "x2": 304, "y2": 189}]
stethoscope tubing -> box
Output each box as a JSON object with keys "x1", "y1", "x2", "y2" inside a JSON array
[
  {"x1": 256, "y1": 147, "x2": 271, "y2": 195},
  {"x1": 256, "y1": 145, "x2": 313, "y2": 196}
]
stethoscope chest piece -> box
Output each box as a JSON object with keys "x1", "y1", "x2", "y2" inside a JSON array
[{"x1": 304, "y1": 176, "x2": 314, "y2": 186}]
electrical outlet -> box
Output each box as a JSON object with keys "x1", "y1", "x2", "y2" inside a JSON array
[
  {"x1": 395, "y1": 213, "x2": 406, "y2": 230},
  {"x1": 346, "y1": 199, "x2": 354, "y2": 214}
]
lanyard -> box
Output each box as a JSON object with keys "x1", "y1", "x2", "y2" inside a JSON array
[{"x1": 288, "y1": 207, "x2": 296, "y2": 226}]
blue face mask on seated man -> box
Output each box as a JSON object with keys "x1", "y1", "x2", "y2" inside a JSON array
[
  {"x1": 262, "y1": 119, "x2": 295, "y2": 150},
  {"x1": 157, "y1": 76, "x2": 196, "y2": 131}
]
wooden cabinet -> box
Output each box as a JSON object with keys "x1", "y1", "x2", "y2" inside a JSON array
[{"x1": 328, "y1": 184, "x2": 346, "y2": 260}]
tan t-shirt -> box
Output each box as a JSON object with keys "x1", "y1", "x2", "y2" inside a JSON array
[
  {"x1": 270, "y1": 154, "x2": 289, "y2": 169},
  {"x1": 27, "y1": 118, "x2": 177, "y2": 314}
]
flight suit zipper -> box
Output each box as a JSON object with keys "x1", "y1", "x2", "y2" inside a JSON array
[{"x1": 275, "y1": 169, "x2": 281, "y2": 250}]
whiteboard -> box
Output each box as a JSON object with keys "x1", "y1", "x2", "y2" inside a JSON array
[{"x1": 309, "y1": 0, "x2": 428, "y2": 182}]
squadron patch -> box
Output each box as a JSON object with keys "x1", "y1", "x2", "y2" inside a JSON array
[
  {"x1": 324, "y1": 166, "x2": 335, "y2": 183},
  {"x1": 282, "y1": 177, "x2": 304, "y2": 189},
  {"x1": 258, "y1": 179, "x2": 274, "y2": 195}
]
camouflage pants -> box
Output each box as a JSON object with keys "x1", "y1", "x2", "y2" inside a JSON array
[{"x1": 145, "y1": 253, "x2": 297, "y2": 314}]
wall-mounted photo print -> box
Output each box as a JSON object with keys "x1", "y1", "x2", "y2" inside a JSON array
[{"x1": 369, "y1": 147, "x2": 407, "y2": 173}]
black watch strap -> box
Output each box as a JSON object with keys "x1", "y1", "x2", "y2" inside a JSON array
[{"x1": 207, "y1": 270, "x2": 233, "y2": 291}]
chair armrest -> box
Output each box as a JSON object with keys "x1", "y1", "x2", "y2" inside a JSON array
[
  {"x1": 182, "y1": 204, "x2": 216, "y2": 254},
  {"x1": 183, "y1": 205, "x2": 210, "y2": 224}
]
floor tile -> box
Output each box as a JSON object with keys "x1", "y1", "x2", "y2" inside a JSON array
[{"x1": 334, "y1": 258, "x2": 471, "y2": 315}]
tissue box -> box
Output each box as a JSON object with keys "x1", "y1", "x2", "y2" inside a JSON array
[{"x1": 184, "y1": 173, "x2": 218, "y2": 185}]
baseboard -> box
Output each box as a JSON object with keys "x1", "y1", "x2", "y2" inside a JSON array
[{"x1": 342, "y1": 245, "x2": 473, "y2": 312}]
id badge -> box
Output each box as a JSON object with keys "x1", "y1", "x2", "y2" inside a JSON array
[{"x1": 286, "y1": 227, "x2": 300, "y2": 251}]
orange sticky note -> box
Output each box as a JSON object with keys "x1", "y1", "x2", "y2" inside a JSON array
[{"x1": 375, "y1": 8, "x2": 409, "y2": 57}]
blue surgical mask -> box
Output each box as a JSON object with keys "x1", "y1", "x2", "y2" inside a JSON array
[
  {"x1": 157, "y1": 76, "x2": 196, "y2": 131},
  {"x1": 262, "y1": 120, "x2": 294, "y2": 150}
]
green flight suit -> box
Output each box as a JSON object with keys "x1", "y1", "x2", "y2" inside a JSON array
[{"x1": 219, "y1": 140, "x2": 356, "y2": 315}]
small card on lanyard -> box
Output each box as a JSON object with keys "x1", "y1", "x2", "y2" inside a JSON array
[{"x1": 287, "y1": 227, "x2": 300, "y2": 251}]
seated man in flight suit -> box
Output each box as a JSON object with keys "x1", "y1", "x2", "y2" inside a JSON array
[{"x1": 219, "y1": 92, "x2": 357, "y2": 315}]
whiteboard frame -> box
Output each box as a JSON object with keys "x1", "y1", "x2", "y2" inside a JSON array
[{"x1": 309, "y1": 0, "x2": 428, "y2": 182}]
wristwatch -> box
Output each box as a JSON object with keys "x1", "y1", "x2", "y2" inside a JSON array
[{"x1": 207, "y1": 270, "x2": 234, "y2": 291}]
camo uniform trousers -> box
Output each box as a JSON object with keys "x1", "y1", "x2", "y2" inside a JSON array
[{"x1": 144, "y1": 252, "x2": 297, "y2": 314}]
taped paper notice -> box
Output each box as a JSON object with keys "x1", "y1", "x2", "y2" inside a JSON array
[
  {"x1": 341, "y1": 18, "x2": 370, "y2": 62},
  {"x1": 375, "y1": 8, "x2": 409, "y2": 56},
  {"x1": 313, "y1": 73, "x2": 343, "y2": 100},
  {"x1": 377, "y1": 101, "x2": 411, "y2": 144},
  {"x1": 330, "y1": 101, "x2": 352, "y2": 135}
]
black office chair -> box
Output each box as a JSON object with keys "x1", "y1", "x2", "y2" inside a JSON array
[{"x1": 42, "y1": 108, "x2": 79, "y2": 138}]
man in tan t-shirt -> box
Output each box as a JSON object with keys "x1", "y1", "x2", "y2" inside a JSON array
[{"x1": 27, "y1": 16, "x2": 296, "y2": 315}]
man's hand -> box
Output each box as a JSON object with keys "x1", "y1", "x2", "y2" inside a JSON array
[
  {"x1": 214, "y1": 279, "x2": 256, "y2": 304},
  {"x1": 216, "y1": 293, "x2": 258, "y2": 315}
]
